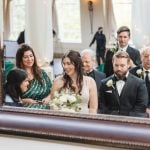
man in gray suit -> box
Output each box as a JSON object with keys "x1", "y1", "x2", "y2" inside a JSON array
[
  {"x1": 81, "y1": 49, "x2": 106, "y2": 112},
  {"x1": 100, "y1": 51, "x2": 148, "y2": 117}
]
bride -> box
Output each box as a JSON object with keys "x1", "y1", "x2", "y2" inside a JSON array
[{"x1": 50, "y1": 50, "x2": 98, "y2": 113}]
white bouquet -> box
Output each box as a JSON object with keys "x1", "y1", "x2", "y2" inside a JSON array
[{"x1": 49, "y1": 90, "x2": 82, "y2": 112}]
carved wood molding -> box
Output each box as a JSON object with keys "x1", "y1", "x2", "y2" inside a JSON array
[{"x1": 0, "y1": 108, "x2": 150, "y2": 149}]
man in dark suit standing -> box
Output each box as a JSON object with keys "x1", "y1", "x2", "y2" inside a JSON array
[
  {"x1": 89, "y1": 27, "x2": 106, "y2": 65},
  {"x1": 81, "y1": 49, "x2": 106, "y2": 112},
  {"x1": 104, "y1": 26, "x2": 141, "y2": 77},
  {"x1": 130, "y1": 47, "x2": 150, "y2": 117},
  {"x1": 100, "y1": 51, "x2": 148, "y2": 117},
  {"x1": 17, "y1": 30, "x2": 25, "y2": 45}
]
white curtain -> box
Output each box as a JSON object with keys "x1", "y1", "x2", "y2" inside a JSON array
[
  {"x1": 0, "y1": 0, "x2": 3, "y2": 48},
  {"x1": 132, "y1": 0, "x2": 150, "y2": 49},
  {"x1": 102, "y1": 0, "x2": 117, "y2": 44},
  {"x1": 25, "y1": 0, "x2": 53, "y2": 66}
]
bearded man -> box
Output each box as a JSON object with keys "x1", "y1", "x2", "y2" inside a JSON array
[{"x1": 100, "y1": 51, "x2": 148, "y2": 117}]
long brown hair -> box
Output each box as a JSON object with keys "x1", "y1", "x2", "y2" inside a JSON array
[
  {"x1": 16, "y1": 44, "x2": 42, "y2": 83},
  {"x1": 61, "y1": 50, "x2": 84, "y2": 94}
]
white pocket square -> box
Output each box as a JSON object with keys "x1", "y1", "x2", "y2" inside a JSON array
[{"x1": 105, "y1": 90, "x2": 112, "y2": 93}]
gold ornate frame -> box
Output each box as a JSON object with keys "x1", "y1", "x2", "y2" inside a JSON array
[{"x1": 0, "y1": 49, "x2": 150, "y2": 149}]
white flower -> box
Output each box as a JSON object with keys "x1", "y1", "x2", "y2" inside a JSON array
[
  {"x1": 59, "y1": 95, "x2": 68, "y2": 103},
  {"x1": 68, "y1": 95, "x2": 76, "y2": 103},
  {"x1": 136, "y1": 69, "x2": 143, "y2": 75},
  {"x1": 106, "y1": 79, "x2": 115, "y2": 89},
  {"x1": 49, "y1": 89, "x2": 82, "y2": 112}
]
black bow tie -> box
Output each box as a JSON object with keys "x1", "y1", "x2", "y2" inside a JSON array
[{"x1": 87, "y1": 70, "x2": 95, "y2": 78}]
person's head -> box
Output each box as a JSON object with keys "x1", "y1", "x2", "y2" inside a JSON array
[
  {"x1": 112, "y1": 51, "x2": 131, "y2": 78},
  {"x1": 62, "y1": 50, "x2": 83, "y2": 77},
  {"x1": 140, "y1": 47, "x2": 150, "y2": 70},
  {"x1": 117, "y1": 26, "x2": 130, "y2": 48},
  {"x1": 61, "y1": 50, "x2": 84, "y2": 94},
  {"x1": 5, "y1": 69, "x2": 29, "y2": 102},
  {"x1": 98, "y1": 27, "x2": 103, "y2": 33},
  {"x1": 16, "y1": 44, "x2": 38, "y2": 69},
  {"x1": 80, "y1": 49, "x2": 96, "y2": 73},
  {"x1": 16, "y1": 44, "x2": 42, "y2": 82}
]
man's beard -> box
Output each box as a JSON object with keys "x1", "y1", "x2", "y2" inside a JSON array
[{"x1": 115, "y1": 70, "x2": 127, "y2": 79}]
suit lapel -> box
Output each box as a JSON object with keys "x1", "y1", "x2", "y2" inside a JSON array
[
  {"x1": 119, "y1": 73, "x2": 131, "y2": 99},
  {"x1": 111, "y1": 76, "x2": 120, "y2": 106},
  {"x1": 113, "y1": 87, "x2": 120, "y2": 106}
]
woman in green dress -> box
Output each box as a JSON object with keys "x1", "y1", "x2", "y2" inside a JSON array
[{"x1": 16, "y1": 44, "x2": 52, "y2": 109}]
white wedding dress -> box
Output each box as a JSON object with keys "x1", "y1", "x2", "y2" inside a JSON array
[{"x1": 52, "y1": 75, "x2": 96, "y2": 113}]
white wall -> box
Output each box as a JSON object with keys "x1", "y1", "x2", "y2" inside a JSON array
[{"x1": 54, "y1": 0, "x2": 104, "y2": 54}]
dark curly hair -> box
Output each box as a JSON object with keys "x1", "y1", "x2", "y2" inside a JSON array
[
  {"x1": 5, "y1": 69, "x2": 28, "y2": 103},
  {"x1": 16, "y1": 44, "x2": 42, "y2": 83},
  {"x1": 61, "y1": 50, "x2": 84, "y2": 94}
]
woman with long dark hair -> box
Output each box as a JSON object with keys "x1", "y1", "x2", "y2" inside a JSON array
[
  {"x1": 50, "y1": 50, "x2": 98, "y2": 113},
  {"x1": 4, "y1": 69, "x2": 29, "y2": 106},
  {"x1": 16, "y1": 44, "x2": 52, "y2": 109}
]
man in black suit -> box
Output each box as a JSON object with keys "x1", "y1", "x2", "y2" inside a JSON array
[
  {"x1": 104, "y1": 26, "x2": 141, "y2": 77},
  {"x1": 89, "y1": 27, "x2": 106, "y2": 65},
  {"x1": 17, "y1": 30, "x2": 25, "y2": 45},
  {"x1": 81, "y1": 49, "x2": 106, "y2": 112},
  {"x1": 130, "y1": 47, "x2": 150, "y2": 117},
  {"x1": 100, "y1": 51, "x2": 148, "y2": 117}
]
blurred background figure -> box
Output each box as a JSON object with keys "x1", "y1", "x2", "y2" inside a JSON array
[
  {"x1": 17, "y1": 30, "x2": 25, "y2": 45},
  {"x1": 89, "y1": 27, "x2": 106, "y2": 66}
]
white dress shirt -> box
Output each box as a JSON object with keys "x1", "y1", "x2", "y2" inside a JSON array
[
  {"x1": 118, "y1": 45, "x2": 128, "y2": 52},
  {"x1": 115, "y1": 72, "x2": 129, "y2": 96}
]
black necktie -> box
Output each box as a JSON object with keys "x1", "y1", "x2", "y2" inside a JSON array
[{"x1": 145, "y1": 71, "x2": 149, "y2": 87}]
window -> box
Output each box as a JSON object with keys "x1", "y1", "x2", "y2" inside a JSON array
[
  {"x1": 55, "y1": 0, "x2": 81, "y2": 43},
  {"x1": 9, "y1": 0, "x2": 25, "y2": 40},
  {"x1": 112, "y1": 0, "x2": 132, "y2": 29}
]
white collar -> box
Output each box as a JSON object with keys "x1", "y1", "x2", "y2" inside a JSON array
[
  {"x1": 119, "y1": 45, "x2": 128, "y2": 51},
  {"x1": 143, "y1": 68, "x2": 150, "y2": 72},
  {"x1": 86, "y1": 69, "x2": 94, "y2": 74}
]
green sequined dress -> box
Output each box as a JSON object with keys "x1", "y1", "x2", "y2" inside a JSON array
[{"x1": 21, "y1": 70, "x2": 52, "y2": 109}]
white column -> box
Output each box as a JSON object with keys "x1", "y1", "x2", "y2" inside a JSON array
[{"x1": 25, "y1": 0, "x2": 53, "y2": 66}]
